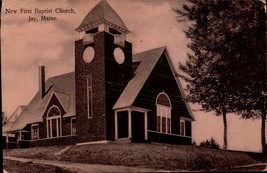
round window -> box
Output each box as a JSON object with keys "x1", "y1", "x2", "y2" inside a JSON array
[
  {"x1": 113, "y1": 47, "x2": 125, "y2": 64},
  {"x1": 83, "y1": 46, "x2": 95, "y2": 63}
]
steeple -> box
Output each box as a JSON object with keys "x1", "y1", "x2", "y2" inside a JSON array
[
  {"x1": 75, "y1": 0, "x2": 133, "y2": 144},
  {"x1": 75, "y1": 0, "x2": 130, "y2": 34}
]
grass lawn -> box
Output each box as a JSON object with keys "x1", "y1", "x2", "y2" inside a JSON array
[
  {"x1": 3, "y1": 143, "x2": 260, "y2": 171},
  {"x1": 3, "y1": 159, "x2": 77, "y2": 173},
  {"x1": 215, "y1": 165, "x2": 267, "y2": 172}
]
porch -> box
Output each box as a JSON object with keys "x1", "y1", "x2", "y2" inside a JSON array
[
  {"x1": 114, "y1": 106, "x2": 192, "y2": 145},
  {"x1": 4, "y1": 129, "x2": 77, "y2": 149},
  {"x1": 114, "y1": 106, "x2": 149, "y2": 142}
]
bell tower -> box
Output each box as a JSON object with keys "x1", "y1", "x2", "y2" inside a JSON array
[{"x1": 75, "y1": 0, "x2": 133, "y2": 143}]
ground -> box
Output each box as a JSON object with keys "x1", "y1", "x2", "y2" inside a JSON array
[
  {"x1": 3, "y1": 159, "x2": 77, "y2": 173},
  {"x1": 3, "y1": 143, "x2": 267, "y2": 172}
]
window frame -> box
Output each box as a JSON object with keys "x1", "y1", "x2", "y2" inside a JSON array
[
  {"x1": 180, "y1": 119, "x2": 185, "y2": 136},
  {"x1": 156, "y1": 92, "x2": 172, "y2": 134},
  {"x1": 87, "y1": 75, "x2": 93, "y2": 119},
  {"x1": 46, "y1": 105, "x2": 62, "y2": 138},
  {"x1": 31, "y1": 123, "x2": 39, "y2": 140},
  {"x1": 70, "y1": 117, "x2": 76, "y2": 135}
]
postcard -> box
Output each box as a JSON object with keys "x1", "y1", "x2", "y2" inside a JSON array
[{"x1": 2, "y1": 0, "x2": 266, "y2": 172}]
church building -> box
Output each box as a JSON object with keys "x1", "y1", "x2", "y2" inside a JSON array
[{"x1": 5, "y1": 0, "x2": 194, "y2": 148}]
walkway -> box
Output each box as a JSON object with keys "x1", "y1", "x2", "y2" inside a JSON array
[
  {"x1": 4, "y1": 156, "x2": 172, "y2": 173},
  {"x1": 4, "y1": 156, "x2": 266, "y2": 172}
]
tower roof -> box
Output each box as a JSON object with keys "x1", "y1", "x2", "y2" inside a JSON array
[{"x1": 76, "y1": 0, "x2": 130, "y2": 33}]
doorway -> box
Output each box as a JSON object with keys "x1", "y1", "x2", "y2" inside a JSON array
[
  {"x1": 117, "y1": 111, "x2": 128, "y2": 138},
  {"x1": 131, "y1": 111, "x2": 145, "y2": 142}
]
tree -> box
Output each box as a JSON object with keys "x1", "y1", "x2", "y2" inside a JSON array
[
  {"x1": 174, "y1": 0, "x2": 266, "y2": 150},
  {"x1": 233, "y1": 1, "x2": 266, "y2": 152},
  {"x1": 2, "y1": 112, "x2": 8, "y2": 126}
]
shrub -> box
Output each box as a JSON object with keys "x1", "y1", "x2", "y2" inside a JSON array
[
  {"x1": 194, "y1": 154, "x2": 215, "y2": 170},
  {"x1": 199, "y1": 137, "x2": 220, "y2": 149}
]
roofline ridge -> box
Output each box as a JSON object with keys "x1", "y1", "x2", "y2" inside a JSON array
[
  {"x1": 75, "y1": 0, "x2": 130, "y2": 33},
  {"x1": 47, "y1": 71, "x2": 74, "y2": 80},
  {"x1": 102, "y1": 0, "x2": 130, "y2": 32},
  {"x1": 53, "y1": 90, "x2": 71, "y2": 96},
  {"x1": 75, "y1": 0, "x2": 104, "y2": 31},
  {"x1": 133, "y1": 46, "x2": 167, "y2": 56},
  {"x1": 163, "y1": 48, "x2": 195, "y2": 121}
]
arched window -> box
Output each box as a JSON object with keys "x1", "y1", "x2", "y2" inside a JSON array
[
  {"x1": 156, "y1": 92, "x2": 171, "y2": 134},
  {"x1": 47, "y1": 105, "x2": 62, "y2": 138}
]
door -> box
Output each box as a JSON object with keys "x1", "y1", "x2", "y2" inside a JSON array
[
  {"x1": 118, "y1": 111, "x2": 128, "y2": 138},
  {"x1": 131, "y1": 111, "x2": 144, "y2": 142}
]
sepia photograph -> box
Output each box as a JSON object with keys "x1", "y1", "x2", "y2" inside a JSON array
[{"x1": 2, "y1": 0, "x2": 267, "y2": 172}]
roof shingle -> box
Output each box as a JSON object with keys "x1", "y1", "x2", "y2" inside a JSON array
[
  {"x1": 113, "y1": 46, "x2": 166, "y2": 109},
  {"x1": 7, "y1": 72, "x2": 75, "y2": 132},
  {"x1": 76, "y1": 0, "x2": 130, "y2": 33}
]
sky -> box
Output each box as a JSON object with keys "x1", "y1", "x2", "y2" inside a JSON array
[{"x1": 1, "y1": 0, "x2": 265, "y2": 152}]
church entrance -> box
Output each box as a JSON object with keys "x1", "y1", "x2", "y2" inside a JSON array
[
  {"x1": 117, "y1": 111, "x2": 128, "y2": 138},
  {"x1": 131, "y1": 111, "x2": 145, "y2": 142},
  {"x1": 115, "y1": 107, "x2": 149, "y2": 141}
]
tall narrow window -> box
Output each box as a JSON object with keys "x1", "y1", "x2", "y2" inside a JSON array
[
  {"x1": 71, "y1": 117, "x2": 76, "y2": 135},
  {"x1": 156, "y1": 92, "x2": 171, "y2": 134},
  {"x1": 31, "y1": 124, "x2": 39, "y2": 140},
  {"x1": 156, "y1": 116, "x2": 161, "y2": 132},
  {"x1": 47, "y1": 106, "x2": 62, "y2": 138},
  {"x1": 87, "y1": 76, "x2": 93, "y2": 118},
  {"x1": 167, "y1": 118, "x2": 171, "y2": 133},
  {"x1": 180, "y1": 120, "x2": 185, "y2": 136}
]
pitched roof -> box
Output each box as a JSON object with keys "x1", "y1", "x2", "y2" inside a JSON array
[
  {"x1": 3, "y1": 122, "x2": 14, "y2": 136},
  {"x1": 7, "y1": 105, "x2": 26, "y2": 123},
  {"x1": 113, "y1": 46, "x2": 195, "y2": 120},
  {"x1": 54, "y1": 91, "x2": 70, "y2": 114},
  {"x1": 75, "y1": 0, "x2": 130, "y2": 33},
  {"x1": 113, "y1": 46, "x2": 166, "y2": 109},
  {"x1": 7, "y1": 72, "x2": 75, "y2": 132},
  {"x1": 3, "y1": 105, "x2": 26, "y2": 136}
]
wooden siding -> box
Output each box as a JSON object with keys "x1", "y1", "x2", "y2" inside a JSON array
[{"x1": 133, "y1": 53, "x2": 192, "y2": 139}]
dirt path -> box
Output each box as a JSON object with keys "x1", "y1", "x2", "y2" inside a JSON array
[
  {"x1": 4, "y1": 156, "x2": 171, "y2": 173},
  {"x1": 5, "y1": 155, "x2": 266, "y2": 172}
]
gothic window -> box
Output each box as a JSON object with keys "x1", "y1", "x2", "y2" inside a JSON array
[
  {"x1": 47, "y1": 106, "x2": 62, "y2": 138},
  {"x1": 156, "y1": 92, "x2": 171, "y2": 134}
]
